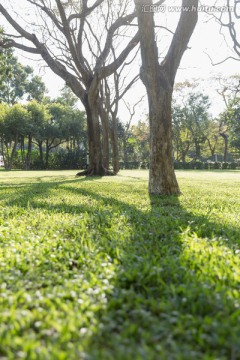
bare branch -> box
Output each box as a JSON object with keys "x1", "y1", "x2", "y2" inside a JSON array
[
  {"x1": 68, "y1": 0, "x2": 105, "y2": 23},
  {"x1": 99, "y1": 31, "x2": 140, "y2": 79}
]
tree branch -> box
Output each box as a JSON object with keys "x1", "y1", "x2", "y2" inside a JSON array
[
  {"x1": 163, "y1": 0, "x2": 199, "y2": 84},
  {"x1": 98, "y1": 31, "x2": 140, "y2": 79}
]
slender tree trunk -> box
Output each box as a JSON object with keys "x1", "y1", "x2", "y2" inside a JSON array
[
  {"x1": 220, "y1": 133, "x2": 228, "y2": 162},
  {"x1": 111, "y1": 118, "x2": 120, "y2": 174},
  {"x1": 46, "y1": 140, "x2": 49, "y2": 169},
  {"x1": 38, "y1": 141, "x2": 44, "y2": 169},
  {"x1": 8, "y1": 135, "x2": 18, "y2": 170},
  {"x1": 99, "y1": 106, "x2": 110, "y2": 170},
  {"x1": 123, "y1": 135, "x2": 128, "y2": 167},
  {"x1": 25, "y1": 135, "x2": 32, "y2": 170}
]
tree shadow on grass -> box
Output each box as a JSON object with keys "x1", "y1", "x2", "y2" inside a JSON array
[
  {"x1": 73, "y1": 192, "x2": 239, "y2": 360},
  {"x1": 0, "y1": 176, "x2": 240, "y2": 359}
]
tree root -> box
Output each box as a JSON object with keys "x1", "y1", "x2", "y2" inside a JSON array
[{"x1": 75, "y1": 167, "x2": 116, "y2": 177}]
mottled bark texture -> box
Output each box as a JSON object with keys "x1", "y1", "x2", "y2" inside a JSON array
[{"x1": 135, "y1": 0, "x2": 198, "y2": 194}]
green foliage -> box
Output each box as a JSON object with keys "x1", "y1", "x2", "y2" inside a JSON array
[
  {"x1": 172, "y1": 93, "x2": 211, "y2": 161},
  {"x1": 223, "y1": 97, "x2": 240, "y2": 155},
  {"x1": 0, "y1": 170, "x2": 240, "y2": 359},
  {"x1": 24, "y1": 149, "x2": 87, "y2": 170},
  {"x1": 174, "y1": 161, "x2": 239, "y2": 170},
  {"x1": 0, "y1": 100, "x2": 87, "y2": 170},
  {"x1": 0, "y1": 49, "x2": 46, "y2": 104}
]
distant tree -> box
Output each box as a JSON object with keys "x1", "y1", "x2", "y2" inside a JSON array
[
  {"x1": 55, "y1": 85, "x2": 79, "y2": 108},
  {"x1": 184, "y1": 93, "x2": 211, "y2": 160},
  {"x1": 26, "y1": 75, "x2": 47, "y2": 103},
  {"x1": 222, "y1": 97, "x2": 240, "y2": 157},
  {"x1": 214, "y1": 75, "x2": 240, "y2": 161},
  {"x1": 0, "y1": 104, "x2": 29, "y2": 169},
  {"x1": 172, "y1": 105, "x2": 191, "y2": 162},
  {"x1": 205, "y1": 120, "x2": 222, "y2": 160},
  {"x1": 130, "y1": 120, "x2": 150, "y2": 163},
  {"x1": 0, "y1": 47, "x2": 46, "y2": 104},
  {"x1": 25, "y1": 100, "x2": 50, "y2": 169}
]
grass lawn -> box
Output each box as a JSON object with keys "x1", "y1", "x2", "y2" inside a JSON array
[{"x1": 0, "y1": 169, "x2": 240, "y2": 360}]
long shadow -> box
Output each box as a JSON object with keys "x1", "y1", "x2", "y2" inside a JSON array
[{"x1": 0, "y1": 176, "x2": 240, "y2": 359}]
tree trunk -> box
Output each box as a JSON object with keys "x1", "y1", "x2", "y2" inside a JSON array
[
  {"x1": 8, "y1": 135, "x2": 18, "y2": 170},
  {"x1": 123, "y1": 135, "x2": 128, "y2": 167},
  {"x1": 135, "y1": 0, "x2": 198, "y2": 195},
  {"x1": 46, "y1": 140, "x2": 49, "y2": 169},
  {"x1": 220, "y1": 133, "x2": 228, "y2": 162},
  {"x1": 110, "y1": 114, "x2": 119, "y2": 174},
  {"x1": 148, "y1": 85, "x2": 180, "y2": 194},
  {"x1": 194, "y1": 140, "x2": 201, "y2": 160},
  {"x1": 25, "y1": 135, "x2": 32, "y2": 170},
  {"x1": 79, "y1": 100, "x2": 106, "y2": 176},
  {"x1": 38, "y1": 141, "x2": 44, "y2": 169},
  {"x1": 99, "y1": 105, "x2": 110, "y2": 170}
]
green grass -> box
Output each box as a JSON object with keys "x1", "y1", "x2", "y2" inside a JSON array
[{"x1": 0, "y1": 169, "x2": 240, "y2": 360}]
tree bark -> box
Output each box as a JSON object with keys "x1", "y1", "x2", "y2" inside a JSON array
[
  {"x1": 135, "y1": 0, "x2": 198, "y2": 195},
  {"x1": 98, "y1": 104, "x2": 110, "y2": 170},
  {"x1": 76, "y1": 98, "x2": 106, "y2": 176},
  {"x1": 110, "y1": 114, "x2": 120, "y2": 174},
  {"x1": 148, "y1": 78, "x2": 180, "y2": 194}
]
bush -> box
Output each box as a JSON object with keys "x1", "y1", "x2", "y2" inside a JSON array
[
  {"x1": 229, "y1": 162, "x2": 237, "y2": 170},
  {"x1": 222, "y1": 162, "x2": 229, "y2": 170},
  {"x1": 193, "y1": 161, "x2": 203, "y2": 170},
  {"x1": 209, "y1": 162, "x2": 221, "y2": 170}
]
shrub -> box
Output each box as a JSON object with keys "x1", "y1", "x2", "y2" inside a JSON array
[
  {"x1": 222, "y1": 162, "x2": 229, "y2": 170},
  {"x1": 229, "y1": 162, "x2": 237, "y2": 170}
]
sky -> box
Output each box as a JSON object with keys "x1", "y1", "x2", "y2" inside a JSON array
[{"x1": 1, "y1": 0, "x2": 240, "y2": 122}]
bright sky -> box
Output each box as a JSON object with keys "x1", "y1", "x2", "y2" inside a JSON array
[{"x1": 1, "y1": 0, "x2": 240, "y2": 121}]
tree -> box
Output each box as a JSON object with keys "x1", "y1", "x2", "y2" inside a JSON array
[
  {"x1": 221, "y1": 97, "x2": 240, "y2": 157},
  {"x1": 55, "y1": 85, "x2": 79, "y2": 108},
  {"x1": 0, "y1": 1, "x2": 139, "y2": 176},
  {"x1": 134, "y1": 0, "x2": 198, "y2": 195},
  {"x1": 0, "y1": 47, "x2": 46, "y2": 104},
  {"x1": 0, "y1": 104, "x2": 29, "y2": 169},
  {"x1": 214, "y1": 75, "x2": 240, "y2": 161},
  {"x1": 25, "y1": 100, "x2": 50, "y2": 169},
  {"x1": 172, "y1": 105, "x2": 191, "y2": 162},
  {"x1": 184, "y1": 93, "x2": 211, "y2": 160},
  {"x1": 98, "y1": 55, "x2": 140, "y2": 173},
  {"x1": 130, "y1": 120, "x2": 150, "y2": 163}
]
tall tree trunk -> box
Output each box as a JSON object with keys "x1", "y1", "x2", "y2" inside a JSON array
[
  {"x1": 83, "y1": 100, "x2": 106, "y2": 176},
  {"x1": 148, "y1": 84, "x2": 180, "y2": 194},
  {"x1": 135, "y1": 0, "x2": 198, "y2": 195}
]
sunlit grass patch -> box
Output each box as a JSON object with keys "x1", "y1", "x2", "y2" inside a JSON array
[{"x1": 0, "y1": 170, "x2": 240, "y2": 359}]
